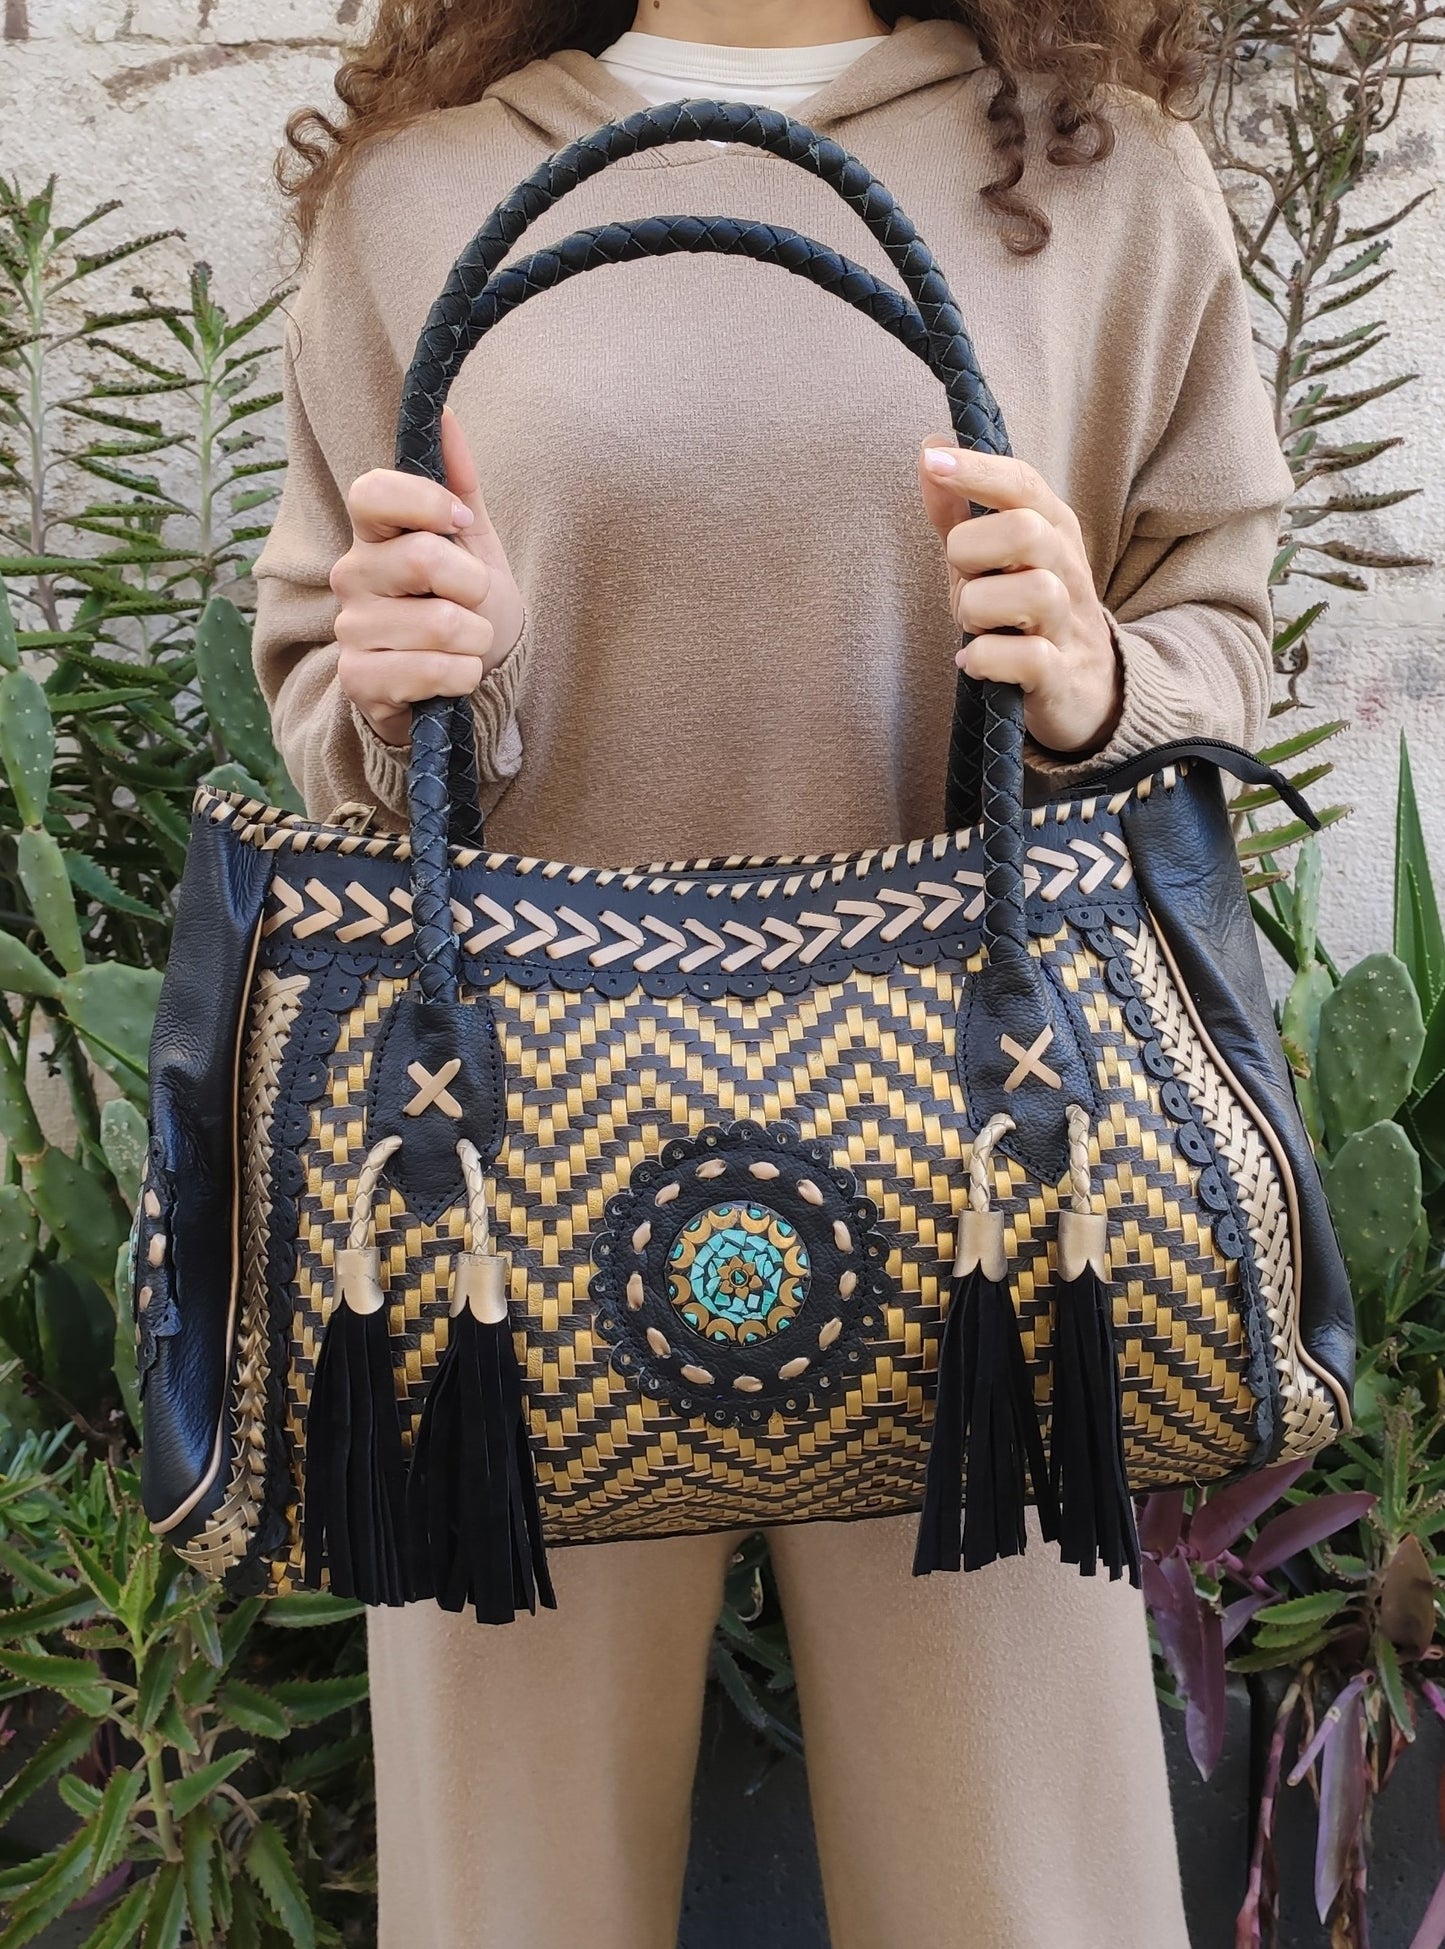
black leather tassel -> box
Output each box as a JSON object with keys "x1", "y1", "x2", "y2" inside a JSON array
[
  {"x1": 302, "y1": 1245, "x2": 410, "y2": 1605},
  {"x1": 407, "y1": 1251, "x2": 555, "y2": 1625},
  {"x1": 914, "y1": 1207, "x2": 1057, "y2": 1576},
  {"x1": 1048, "y1": 1208, "x2": 1141, "y2": 1585}
]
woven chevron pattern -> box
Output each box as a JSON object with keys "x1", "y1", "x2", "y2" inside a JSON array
[{"x1": 228, "y1": 927, "x2": 1298, "y2": 1592}]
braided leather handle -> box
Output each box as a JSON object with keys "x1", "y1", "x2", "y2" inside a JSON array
[{"x1": 394, "y1": 100, "x2": 1026, "y2": 1002}]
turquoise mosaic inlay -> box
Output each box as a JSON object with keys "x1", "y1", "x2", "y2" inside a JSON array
[{"x1": 667, "y1": 1202, "x2": 811, "y2": 1345}]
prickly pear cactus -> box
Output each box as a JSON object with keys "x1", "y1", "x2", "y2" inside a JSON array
[
  {"x1": 0, "y1": 669, "x2": 56, "y2": 828},
  {"x1": 1321, "y1": 1117, "x2": 1425, "y2": 1298},
  {"x1": 16, "y1": 826, "x2": 84, "y2": 974},
  {"x1": 1281, "y1": 960, "x2": 1334, "y2": 1147},
  {"x1": 1317, "y1": 952, "x2": 1425, "y2": 1148},
  {"x1": 195, "y1": 595, "x2": 300, "y2": 809}
]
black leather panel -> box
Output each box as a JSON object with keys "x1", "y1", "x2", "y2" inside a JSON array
[
  {"x1": 956, "y1": 947, "x2": 1098, "y2": 1183},
  {"x1": 139, "y1": 815, "x2": 275, "y2": 1532},
  {"x1": 1125, "y1": 770, "x2": 1355, "y2": 1407},
  {"x1": 365, "y1": 995, "x2": 506, "y2": 1222}
]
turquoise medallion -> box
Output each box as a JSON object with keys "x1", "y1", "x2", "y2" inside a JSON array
[{"x1": 667, "y1": 1202, "x2": 811, "y2": 1345}]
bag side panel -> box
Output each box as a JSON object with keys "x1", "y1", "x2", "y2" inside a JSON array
[
  {"x1": 138, "y1": 813, "x2": 274, "y2": 1536},
  {"x1": 1124, "y1": 771, "x2": 1355, "y2": 1410}
]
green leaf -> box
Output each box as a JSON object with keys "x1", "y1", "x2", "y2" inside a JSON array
[
  {"x1": 0, "y1": 1712, "x2": 100, "y2": 1827},
  {"x1": 1256, "y1": 720, "x2": 1348, "y2": 766},
  {"x1": 1375, "y1": 1636, "x2": 1415, "y2": 1740},
  {"x1": 65, "y1": 851, "x2": 163, "y2": 922},
  {"x1": 0, "y1": 581, "x2": 18, "y2": 672},
  {"x1": 1281, "y1": 962, "x2": 1334, "y2": 1146},
  {"x1": 139, "y1": 1859, "x2": 186, "y2": 1949},
  {"x1": 58, "y1": 963, "x2": 162, "y2": 1093},
  {"x1": 267, "y1": 1671, "x2": 369, "y2": 1725},
  {"x1": 1291, "y1": 837, "x2": 1323, "y2": 968},
  {"x1": 16, "y1": 827, "x2": 84, "y2": 974},
  {"x1": 181, "y1": 1806, "x2": 217, "y2": 1944},
  {"x1": 0, "y1": 1648, "x2": 112, "y2": 1716},
  {"x1": 217, "y1": 1679, "x2": 291, "y2": 1740},
  {"x1": 165, "y1": 1747, "x2": 254, "y2": 1820},
  {"x1": 263, "y1": 1591, "x2": 365, "y2": 1628},
  {"x1": 227, "y1": 1878, "x2": 262, "y2": 1949},
  {"x1": 0, "y1": 1585, "x2": 101, "y2": 1637},
  {"x1": 201, "y1": 760, "x2": 270, "y2": 800},
  {"x1": 136, "y1": 1638, "x2": 182, "y2": 1733},
  {"x1": 193, "y1": 597, "x2": 280, "y2": 781},
  {"x1": 1251, "y1": 1589, "x2": 1349, "y2": 1632},
  {"x1": 0, "y1": 930, "x2": 63, "y2": 999},
  {"x1": 30, "y1": 1130, "x2": 125, "y2": 1276},
  {"x1": 1322, "y1": 1120, "x2": 1426, "y2": 1298},
  {"x1": 0, "y1": 1829, "x2": 95, "y2": 1947},
  {"x1": 243, "y1": 1821, "x2": 316, "y2": 1949},
  {"x1": 99, "y1": 1098, "x2": 148, "y2": 1210},
  {"x1": 76, "y1": 1880, "x2": 150, "y2": 1949},
  {"x1": 89, "y1": 1764, "x2": 144, "y2": 1884},
  {"x1": 34, "y1": 1258, "x2": 118, "y2": 1417},
  {"x1": 59, "y1": 1527, "x2": 125, "y2": 1612},
  {"x1": 1317, "y1": 954, "x2": 1426, "y2": 1144},
  {"x1": 0, "y1": 1182, "x2": 40, "y2": 1306},
  {"x1": 58, "y1": 1774, "x2": 103, "y2": 1817},
  {"x1": 0, "y1": 669, "x2": 56, "y2": 825},
  {"x1": 1395, "y1": 737, "x2": 1443, "y2": 1012}
]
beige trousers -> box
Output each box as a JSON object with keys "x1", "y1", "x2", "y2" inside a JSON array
[{"x1": 368, "y1": 1513, "x2": 1191, "y2": 1949}]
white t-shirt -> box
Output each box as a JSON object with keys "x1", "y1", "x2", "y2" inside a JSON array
[{"x1": 596, "y1": 30, "x2": 888, "y2": 127}]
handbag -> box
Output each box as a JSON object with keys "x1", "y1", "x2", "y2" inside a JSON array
[{"x1": 134, "y1": 100, "x2": 1355, "y2": 1623}]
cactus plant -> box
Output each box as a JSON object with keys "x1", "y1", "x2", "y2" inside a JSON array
[
  {"x1": 99, "y1": 1098, "x2": 148, "y2": 1211},
  {"x1": 1316, "y1": 953, "x2": 1425, "y2": 1147},
  {"x1": 1320, "y1": 1119, "x2": 1426, "y2": 1300},
  {"x1": 15, "y1": 826, "x2": 84, "y2": 975},
  {"x1": 194, "y1": 593, "x2": 293, "y2": 791},
  {"x1": 0, "y1": 668, "x2": 55, "y2": 828},
  {"x1": 56, "y1": 963, "x2": 163, "y2": 1100},
  {"x1": 1281, "y1": 961, "x2": 1334, "y2": 1146}
]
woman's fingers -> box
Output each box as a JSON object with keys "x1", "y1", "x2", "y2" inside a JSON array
[
  {"x1": 332, "y1": 529, "x2": 492, "y2": 605},
  {"x1": 337, "y1": 645, "x2": 484, "y2": 748},
  {"x1": 945, "y1": 505, "x2": 1063, "y2": 580},
  {"x1": 920, "y1": 443, "x2": 1071, "y2": 525},
  {"x1": 956, "y1": 566, "x2": 1070, "y2": 639},
  {"x1": 346, "y1": 467, "x2": 474, "y2": 544},
  {"x1": 334, "y1": 594, "x2": 496, "y2": 665},
  {"x1": 954, "y1": 632, "x2": 1056, "y2": 690}
]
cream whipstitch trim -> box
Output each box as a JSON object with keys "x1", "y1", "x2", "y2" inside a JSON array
[
  {"x1": 174, "y1": 968, "x2": 309, "y2": 1578},
  {"x1": 1116, "y1": 921, "x2": 1340, "y2": 1458}
]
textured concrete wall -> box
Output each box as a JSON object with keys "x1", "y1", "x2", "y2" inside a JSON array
[{"x1": 5, "y1": 3, "x2": 1443, "y2": 964}]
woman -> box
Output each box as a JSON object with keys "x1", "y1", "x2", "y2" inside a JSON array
[{"x1": 255, "y1": 3, "x2": 1291, "y2": 1943}]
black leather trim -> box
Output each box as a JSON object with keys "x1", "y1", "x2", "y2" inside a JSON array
[
  {"x1": 139, "y1": 814, "x2": 275, "y2": 1535},
  {"x1": 1124, "y1": 770, "x2": 1355, "y2": 1406},
  {"x1": 365, "y1": 994, "x2": 506, "y2": 1222},
  {"x1": 956, "y1": 950, "x2": 1097, "y2": 1183}
]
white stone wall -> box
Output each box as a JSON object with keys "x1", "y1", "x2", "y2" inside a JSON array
[{"x1": 5, "y1": 2, "x2": 1443, "y2": 966}]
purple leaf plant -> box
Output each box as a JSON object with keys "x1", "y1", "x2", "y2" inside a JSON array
[{"x1": 1137, "y1": 1461, "x2": 1391, "y2": 1947}]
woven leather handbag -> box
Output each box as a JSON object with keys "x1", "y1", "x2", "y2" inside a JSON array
[{"x1": 135, "y1": 101, "x2": 1354, "y2": 1622}]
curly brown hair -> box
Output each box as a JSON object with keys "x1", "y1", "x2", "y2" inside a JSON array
[{"x1": 280, "y1": 0, "x2": 1203, "y2": 256}]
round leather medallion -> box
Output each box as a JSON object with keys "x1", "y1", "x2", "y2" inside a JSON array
[
  {"x1": 589, "y1": 1119, "x2": 897, "y2": 1426},
  {"x1": 668, "y1": 1202, "x2": 811, "y2": 1344}
]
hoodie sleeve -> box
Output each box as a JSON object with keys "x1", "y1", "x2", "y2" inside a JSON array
[
  {"x1": 1026, "y1": 159, "x2": 1294, "y2": 787},
  {"x1": 252, "y1": 190, "x2": 529, "y2": 829}
]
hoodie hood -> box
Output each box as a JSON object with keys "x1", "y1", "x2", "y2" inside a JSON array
[{"x1": 483, "y1": 18, "x2": 986, "y2": 148}]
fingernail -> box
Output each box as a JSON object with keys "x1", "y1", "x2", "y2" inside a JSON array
[
  {"x1": 451, "y1": 500, "x2": 474, "y2": 528},
  {"x1": 923, "y1": 447, "x2": 959, "y2": 478}
]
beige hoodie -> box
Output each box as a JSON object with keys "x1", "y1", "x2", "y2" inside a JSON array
[{"x1": 253, "y1": 19, "x2": 1294, "y2": 865}]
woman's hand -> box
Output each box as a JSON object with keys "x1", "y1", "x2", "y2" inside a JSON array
[
  {"x1": 331, "y1": 408, "x2": 524, "y2": 746},
  {"x1": 919, "y1": 440, "x2": 1122, "y2": 756}
]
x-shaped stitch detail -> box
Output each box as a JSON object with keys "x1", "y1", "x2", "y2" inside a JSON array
[
  {"x1": 999, "y1": 1026, "x2": 1062, "y2": 1093},
  {"x1": 404, "y1": 1057, "x2": 463, "y2": 1118}
]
